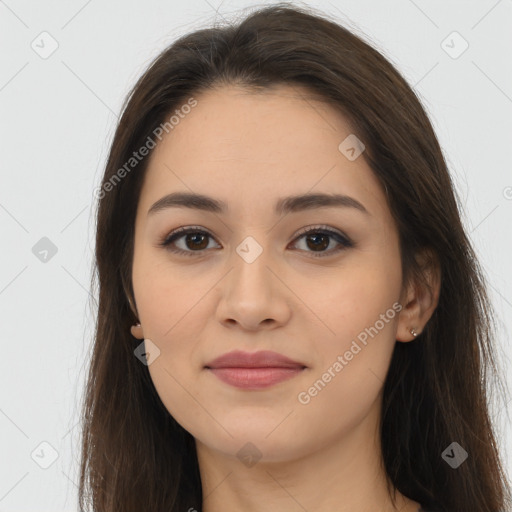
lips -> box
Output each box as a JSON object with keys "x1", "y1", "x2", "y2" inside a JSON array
[
  {"x1": 204, "y1": 350, "x2": 307, "y2": 390},
  {"x1": 205, "y1": 350, "x2": 306, "y2": 369}
]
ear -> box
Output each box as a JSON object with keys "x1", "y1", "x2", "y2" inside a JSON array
[
  {"x1": 396, "y1": 247, "x2": 441, "y2": 342},
  {"x1": 126, "y1": 294, "x2": 144, "y2": 339},
  {"x1": 130, "y1": 323, "x2": 144, "y2": 340}
]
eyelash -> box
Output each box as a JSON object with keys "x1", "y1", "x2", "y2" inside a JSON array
[{"x1": 158, "y1": 225, "x2": 354, "y2": 258}]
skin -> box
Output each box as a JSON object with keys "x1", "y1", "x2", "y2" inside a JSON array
[{"x1": 130, "y1": 84, "x2": 440, "y2": 512}]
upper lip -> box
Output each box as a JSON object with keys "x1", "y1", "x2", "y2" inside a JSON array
[{"x1": 205, "y1": 350, "x2": 306, "y2": 369}]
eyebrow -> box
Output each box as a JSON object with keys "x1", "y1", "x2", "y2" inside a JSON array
[{"x1": 147, "y1": 191, "x2": 370, "y2": 217}]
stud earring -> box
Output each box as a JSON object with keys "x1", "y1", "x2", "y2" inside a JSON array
[{"x1": 410, "y1": 327, "x2": 419, "y2": 337}]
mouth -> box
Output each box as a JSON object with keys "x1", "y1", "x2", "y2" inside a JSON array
[{"x1": 204, "y1": 350, "x2": 307, "y2": 390}]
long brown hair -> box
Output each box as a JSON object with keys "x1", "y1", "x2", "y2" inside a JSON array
[{"x1": 79, "y1": 3, "x2": 511, "y2": 511}]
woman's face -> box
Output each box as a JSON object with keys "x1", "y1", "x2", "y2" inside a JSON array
[{"x1": 131, "y1": 84, "x2": 412, "y2": 463}]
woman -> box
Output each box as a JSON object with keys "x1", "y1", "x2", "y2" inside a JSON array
[{"x1": 80, "y1": 3, "x2": 511, "y2": 511}]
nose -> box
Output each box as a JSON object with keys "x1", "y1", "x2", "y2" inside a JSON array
[{"x1": 214, "y1": 246, "x2": 292, "y2": 332}]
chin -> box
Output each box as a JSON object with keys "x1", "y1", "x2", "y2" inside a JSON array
[{"x1": 194, "y1": 423, "x2": 314, "y2": 466}]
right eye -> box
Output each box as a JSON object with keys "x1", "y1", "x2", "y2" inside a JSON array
[{"x1": 158, "y1": 226, "x2": 220, "y2": 257}]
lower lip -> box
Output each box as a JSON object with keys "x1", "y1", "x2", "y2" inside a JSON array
[{"x1": 207, "y1": 367, "x2": 305, "y2": 389}]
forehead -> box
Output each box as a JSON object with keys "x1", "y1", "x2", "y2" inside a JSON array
[{"x1": 137, "y1": 84, "x2": 389, "y2": 222}]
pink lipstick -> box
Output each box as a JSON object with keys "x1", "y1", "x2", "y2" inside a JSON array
[{"x1": 205, "y1": 350, "x2": 306, "y2": 390}]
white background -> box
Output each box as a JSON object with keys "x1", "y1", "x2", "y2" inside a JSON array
[{"x1": 0, "y1": 0, "x2": 511, "y2": 510}]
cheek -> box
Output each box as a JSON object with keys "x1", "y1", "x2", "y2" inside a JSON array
[
  {"x1": 136, "y1": 277, "x2": 207, "y2": 435},
  {"x1": 146, "y1": 358, "x2": 213, "y2": 443},
  {"x1": 296, "y1": 300, "x2": 400, "y2": 439},
  {"x1": 310, "y1": 260, "x2": 401, "y2": 343},
  {"x1": 305, "y1": 261, "x2": 402, "y2": 394},
  {"x1": 132, "y1": 256, "x2": 203, "y2": 339}
]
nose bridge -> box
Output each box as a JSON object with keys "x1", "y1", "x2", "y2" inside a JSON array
[
  {"x1": 213, "y1": 229, "x2": 291, "y2": 329},
  {"x1": 230, "y1": 233, "x2": 274, "y2": 296}
]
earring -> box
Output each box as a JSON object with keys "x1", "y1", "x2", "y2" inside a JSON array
[{"x1": 410, "y1": 327, "x2": 419, "y2": 337}]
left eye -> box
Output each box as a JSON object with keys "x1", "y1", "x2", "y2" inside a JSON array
[{"x1": 159, "y1": 225, "x2": 354, "y2": 258}]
